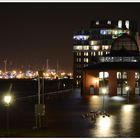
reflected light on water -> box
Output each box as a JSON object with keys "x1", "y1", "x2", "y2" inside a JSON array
[
  {"x1": 111, "y1": 96, "x2": 125, "y2": 101},
  {"x1": 122, "y1": 105, "x2": 134, "y2": 112},
  {"x1": 89, "y1": 95, "x2": 102, "y2": 110},
  {"x1": 121, "y1": 105, "x2": 134, "y2": 133},
  {"x1": 98, "y1": 117, "x2": 111, "y2": 131},
  {"x1": 92, "y1": 116, "x2": 115, "y2": 137}
]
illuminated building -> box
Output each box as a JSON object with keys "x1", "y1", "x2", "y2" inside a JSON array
[
  {"x1": 73, "y1": 20, "x2": 139, "y2": 87},
  {"x1": 82, "y1": 33, "x2": 140, "y2": 97}
]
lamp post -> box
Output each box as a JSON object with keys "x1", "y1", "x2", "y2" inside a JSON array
[
  {"x1": 81, "y1": 87, "x2": 110, "y2": 122},
  {"x1": 125, "y1": 85, "x2": 130, "y2": 104},
  {"x1": 102, "y1": 87, "x2": 107, "y2": 113},
  {"x1": 3, "y1": 94, "x2": 13, "y2": 136}
]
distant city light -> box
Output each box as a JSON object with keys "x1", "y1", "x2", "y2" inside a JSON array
[{"x1": 0, "y1": 69, "x2": 73, "y2": 80}]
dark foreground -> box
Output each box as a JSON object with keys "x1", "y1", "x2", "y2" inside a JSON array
[{"x1": 1, "y1": 88, "x2": 140, "y2": 137}]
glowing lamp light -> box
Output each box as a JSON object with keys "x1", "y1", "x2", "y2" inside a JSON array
[
  {"x1": 3, "y1": 95, "x2": 12, "y2": 105},
  {"x1": 125, "y1": 86, "x2": 130, "y2": 91},
  {"x1": 102, "y1": 87, "x2": 107, "y2": 94}
]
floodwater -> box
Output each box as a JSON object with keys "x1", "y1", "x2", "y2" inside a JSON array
[
  {"x1": 1, "y1": 88, "x2": 140, "y2": 137},
  {"x1": 46, "y1": 89, "x2": 140, "y2": 137}
]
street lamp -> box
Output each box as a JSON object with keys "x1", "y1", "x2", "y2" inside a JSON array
[
  {"x1": 3, "y1": 94, "x2": 13, "y2": 136},
  {"x1": 81, "y1": 87, "x2": 110, "y2": 122},
  {"x1": 125, "y1": 85, "x2": 130, "y2": 103},
  {"x1": 4, "y1": 95, "x2": 12, "y2": 105},
  {"x1": 102, "y1": 87, "x2": 107, "y2": 113},
  {"x1": 102, "y1": 87, "x2": 107, "y2": 95}
]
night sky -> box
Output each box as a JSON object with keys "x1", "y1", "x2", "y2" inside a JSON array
[{"x1": 0, "y1": 3, "x2": 140, "y2": 72}]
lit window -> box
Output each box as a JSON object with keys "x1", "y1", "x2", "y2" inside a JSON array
[
  {"x1": 83, "y1": 46, "x2": 89, "y2": 50},
  {"x1": 79, "y1": 52, "x2": 81, "y2": 56},
  {"x1": 96, "y1": 21, "x2": 99, "y2": 25},
  {"x1": 84, "y1": 58, "x2": 86, "y2": 62},
  {"x1": 100, "y1": 51, "x2": 103, "y2": 56},
  {"x1": 86, "y1": 58, "x2": 89, "y2": 63},
  {"x1": 123, "y1": 72, "x2": 127, "y2": 79},
  {"x1": 84, "y1": 52, "x2": 88, "y2": 56},
  {"x1": 84, "y1": 58, "x2": 88, "y2": 63},
  {"x1": 107, "y1": 20, "x2": 111, "y2": 24},
  {"x1": 91, "y1": 45, "x2": 100, "y2": 51},
  {"x1": 117, "y1": 72, "x2": 121, "y2": 79},
  {"x1": 76, "y1": 80, "x2": 79, "y2": 85},
  {"x1": 117, "y1": 72, "x2": 127, "y2": 79},
  {"x1": 73, "y1": 35, "x2": 89, "y2": 41},
  {"x1": 113, "y1": 30, "x2": 118, "y2": 35},
  {"x1": 118, "y1": 20, "x2": 122, "y2": 28},
  {"x1": 90, "y1": 40, "x2": 98, "y2": 45},
  {"x1": 73, "y1": 45, "x2": 82, "y2": 50},
  {"x1": 102, "y1": 45, "x2": 110, "y2": 50},
  {"x1": 79, "y1": 58, "x2": 81, "y2": 62},
  {"x1": 125, "y1": 20, "x2": 129, "y2": 29},
  {"x1": 135, "y1": 72, "x2": 140, "y2": 79},
  {"x1": 98, "y1": 51, "x2": 100, "y2": 56},
  {"x1": 100, "y1": 30, "x2": 107, "y2": 35},
  {"x1": 94, "y1": 52, "x2": 96, "y2": 56},
  {"x1": 99, "y1": 72, "x2": 109, "y2": 79}
]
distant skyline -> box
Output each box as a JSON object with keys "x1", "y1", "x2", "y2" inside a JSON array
[{"x1": 0, "y1": 3, "x2": 140, "y2": 72}]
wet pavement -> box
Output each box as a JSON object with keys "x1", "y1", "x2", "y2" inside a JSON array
[
  {"x1": 1, "y1": 88, "x2": 140, "y2": 137},
  {"x1": 46, "y1": 89, "x2": 140, "y2": 137}
]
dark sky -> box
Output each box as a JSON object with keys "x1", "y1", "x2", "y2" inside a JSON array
[{"x1": 0, "y1": 3, "x2": 140, "y2": 72}]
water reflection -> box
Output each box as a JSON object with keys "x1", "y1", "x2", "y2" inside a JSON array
[
  {"x1": 91, "y1": 116, "x2": 115, "y2": 137},
  {"x1": 87, "y1": 94, "x2": 137, "y2": 137},
  {"x1": 111, "y1": 96, "x2": 125, "y2": 101},
  {"x1": 89, "y1": 95, "x2": 115, "y2": 137},
  {"x1": 89, "y1": 95, "x2": 102, "y2": 111},
  {"x1": 120, "y1": 105, "x2": 134, "y2": 133}
]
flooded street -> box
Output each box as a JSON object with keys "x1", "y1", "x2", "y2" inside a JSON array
[
  {"x1": 1, "y1": 88, "x2": 140, "y2": 137},
  {"x1": 46, "y1": 88, "x2": 140, "y2": 137}
]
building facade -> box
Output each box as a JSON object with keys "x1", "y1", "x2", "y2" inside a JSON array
[
  {"x1": 73, "y1": 20, "x2": 139, "y2": 87},
  {"x1": 82, "y1": 33, "x2": 140, "y2": 97}
]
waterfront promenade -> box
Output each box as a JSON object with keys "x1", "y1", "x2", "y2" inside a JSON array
[{"x1": 1, "y1": 88, "x2": 140, "y2": 137}]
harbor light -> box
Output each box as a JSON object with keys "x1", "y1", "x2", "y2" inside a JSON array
[{"x1": 3, "y1": 94, "x2": 13, "y2": 105}]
